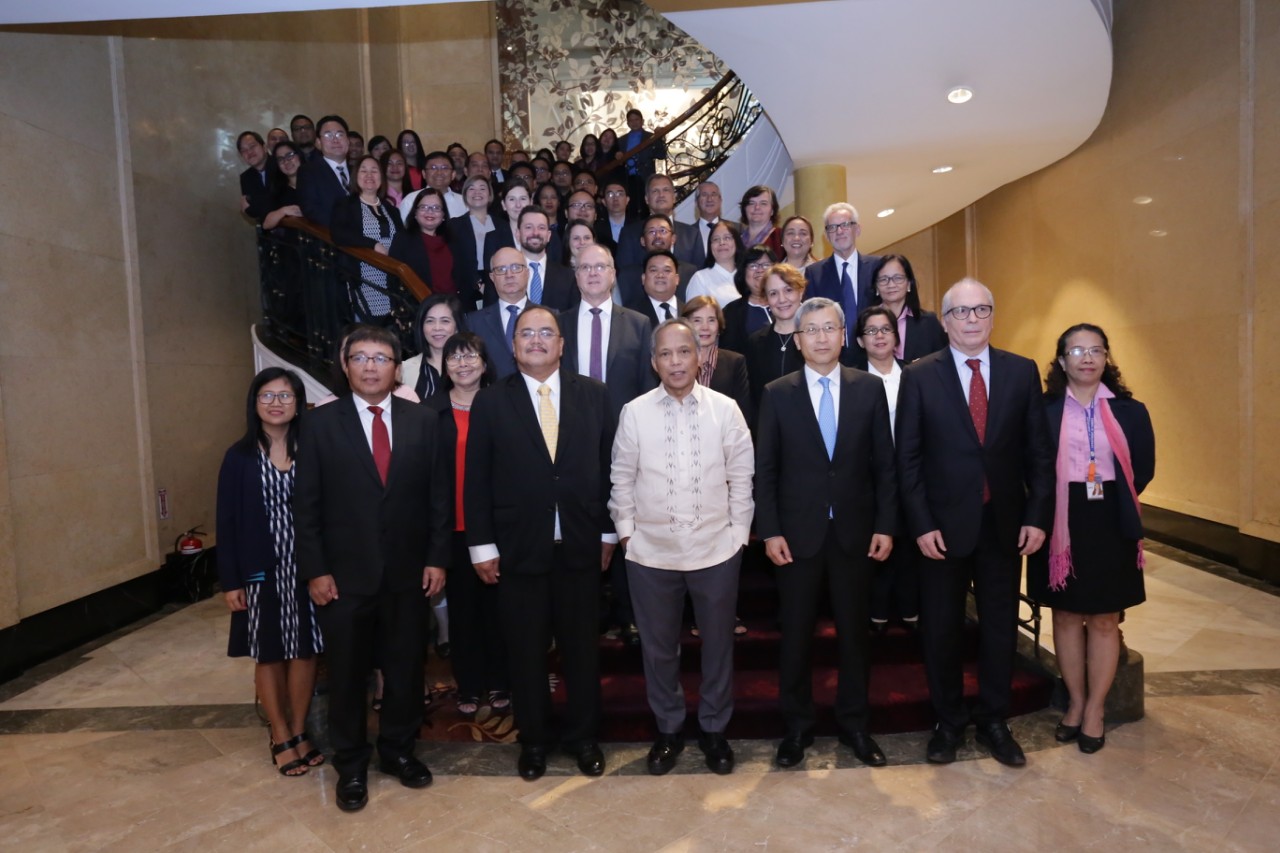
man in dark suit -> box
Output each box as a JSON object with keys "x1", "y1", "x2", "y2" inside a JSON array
[
  {"x1": 484, "y1": 138, "x2": 507, "y2": 184},
  {"x1": 896, "y1": 277, "x2": 1054, "y2": 767},
  {"x1": 625, "y1": 250, "x2": 685, "y2": 328},
  {"x1": 296, "y1": 114, "x2": 352, "y2": 227},
  {"x1": 289, "y1": 114, "x2": 318, "y2": 161},
  {"x1": 515, "y1": 207, "x2": 574, "y2": 311},
  {"x1": 620, "y1": 109, "x2": 667, "y2": 217},
  {"x1": 803, "y1": 203, "x2": 881, "y2": 349},
  {"x1": 616, "y1": 215, "x2": 697, "y2": 306},
  {"x1": 596, "y1": 178, "x2": 635, "y2": 260},
  {"x1": 755, "y1": 297, "x2": 897, "y2": 770},
  {"x1": 464, "y1": 247, "x2": 533, "y2": 378},
  {"x1": 677, "y1": 181, "x2": 722, "y2": 268},
  {"x1": 294, "y1": 325, "x2": 451, "y2": 812},
  {"x1": 236, "y1": 131, "x2": 274, "y2": 223},
  {"x1": 617, "y1": 175, "x2": 697, "y2": 269},
  {"x1": 465, "y1": 305, "x2": 618, "y2": 781}
]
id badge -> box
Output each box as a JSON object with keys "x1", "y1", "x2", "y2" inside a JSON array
[{"x1": 1086, "y1": 479, "x2": 1105, "y2": 501}]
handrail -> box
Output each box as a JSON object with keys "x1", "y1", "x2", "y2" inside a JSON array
[{"x1": 279, "y1": 216, "x2": 432, "y2": 302}]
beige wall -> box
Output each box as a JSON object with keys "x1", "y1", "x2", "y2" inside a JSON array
[
  {"x1": 0, "y1": 5, "x2": 497, "y2": 626},
  {"x1": 876, "y1": 0, "x2": 1279, "y2": 543}
]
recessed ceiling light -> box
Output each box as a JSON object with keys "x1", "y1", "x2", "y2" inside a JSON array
[
  {"x1": 947, "y1": 86, "x2": 973, "y2": 104},
  {"x1": 1133, "y1": 196, "x2": 1152, "y2": 205},
  {"x1": 877, "y1": 208, "x2": 895, "y2": 218},
  {"x1": 932, "y1": 165, "x2": 953, "y2": 174},
  {"x1": 1149, "y1": 229, "x2": 1167, "y2": 237}
]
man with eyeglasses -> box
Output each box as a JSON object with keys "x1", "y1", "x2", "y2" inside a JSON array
[
  {"x1": 755, "y1": 297, "x2": 897, "y2": 770},
  {"x1": 564, "y1": 190, "x2": 598, "y2": 228},
  {"x1": 465, "y1": 305, "x2": 618, "y2": 782},
  {"x1": 398, "y1": 151, "x2": 468, "y2": 222},
  {"x1": 617, "y1": 174, "x2": 695, "y2": 269},
  {"x1": 295, "y1": 324, "x2": 451, "y2": 812},
  {"x1": 677, "y1": 181, "x2": 722, "y2": 268},
  {"x1": 803, "y1": 203, "x2": 882, "y2": 347},
  {"x1": 296, "y1": 114, "x2": 352, "y2": 227},
  {"x1": 896, "y1": 277, "x2": 1054, "y2": 768},
  {"x1": 616, "y1": 214, "x2": 698, "y2": 306},
  {"x1": 289, "y1": 114, "x2": 317, "y2": 160},
  {"x1": 463, "y1": 247, "x2": 537, "y2": 378},
  {"x1": 596, "y1": 179, "x2": 634, "y2": 258},
  {"x1": 236, "y1": 130, "x2": 274, "y2": 223}
]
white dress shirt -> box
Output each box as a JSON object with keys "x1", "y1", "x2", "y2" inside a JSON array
[
  {"x1": 865, "y1": 359, "x2": 903, "y2": 440},
  {"x1": 804, "y1": 364, "x2": 841, "y2": 426},
  {"x1": 353, "y1": 392, "x2": 394, "y2": 451},
  {"x1": 949, "y1": 345, "x2": 991, "y2": 404},
  {"x1": 648, "y1": 295, "x2": 678, "y2": 322},
  {"x1": 444, "y1": 189, "x2": 467, "y2": 218},
  {"x1": 685, "y1": 265, "x2": 738, "y2": 306},
  {"x1": 575, "y1": 299, "x2": 613, "y2": 381},
  {"x1": 498, "y1": 296, "x2": 529, "y2": 337}
]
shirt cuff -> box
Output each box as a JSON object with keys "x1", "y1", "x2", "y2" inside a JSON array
[
  {"x1": 601, "y1": 533, "x2": 619, "y2": 545},
  {"x1": 468, "y1": 544, "x2": 499, "y2": 564},
  {"x1": 613, "y1": 519, "x2": 635, "y2": 541}
]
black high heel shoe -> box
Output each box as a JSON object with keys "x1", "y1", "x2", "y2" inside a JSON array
[
  {"x1": 269, "y1": 737, "x2": 309, "y2": 777},
  {"x1": 1055, "y1": 722, "x2": 1081, "y2": 743},
  {"x1": 1078, "y1": 731, "x2": 1106, "y2": 754}
]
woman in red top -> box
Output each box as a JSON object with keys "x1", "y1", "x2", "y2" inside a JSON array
[{"x1": 389, "y1": 188, "x2": 457, "y2": 298}]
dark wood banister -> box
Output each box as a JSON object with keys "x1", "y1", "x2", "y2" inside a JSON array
[{"x1": 279, "y1": 215, "x2": 433, "y2": 302}]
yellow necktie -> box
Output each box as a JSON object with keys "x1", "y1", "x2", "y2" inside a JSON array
[{"x1": 537, "y1": 384, "x2": 558, "y2": 461}]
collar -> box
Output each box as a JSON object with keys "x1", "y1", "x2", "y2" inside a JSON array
[
  {"x1": 950, "y1": 345, "x2": 991, "y2": 370},
  {"x1": 804, "y1": 364, "x2": 840, "y2": 386},
  {"x1": 353, "y1": 392, "x2": 393, "y2": 414},
  {"x1": 520, "y1": 369, "x2": 561, "y2": 396}
]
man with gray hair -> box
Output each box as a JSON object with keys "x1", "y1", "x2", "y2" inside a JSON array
[
  {"x1": 610, "y1": 317, "x2": 755, "y2": 776},
  {"x1": 755, "y1": 296, "x2": 897, "y2": 769},
  {"x1": 803, "y1": 203, "x2": 881, "y2": 348},
  {"x1": 896, "y1": 277, "x2": 1053, "y2": 768}
]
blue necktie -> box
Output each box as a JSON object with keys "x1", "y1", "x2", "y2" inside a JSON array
[
  {"x1": 818, "y1": 376, "x2": 836, "y2": 459},
  {"x1": 840, "y1": 261, "x2": 856, "y2": 346},
  {"x1": 529, "y1": 262, "x2": 543, "y2": 304},
  {"x1": 505, "y1": 304, "x2": 519, "y2": 351}
]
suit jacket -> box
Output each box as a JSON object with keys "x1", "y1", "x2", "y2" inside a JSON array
[
  {"x1": 464, "y1": 301, "x2": 519, "y2": 378},
  {"x1": 560, "y1": 304, "x2": 657, "y2": 419},
  {"x1": 709, "y1": 348, "x2": 752, "y2": 425},
  {"x1": 294, "y1": 395, "x2": 451, "y2": 596},
  {"x1": 615, "y1": 260, "x2": 696, "y2": 306},
  {"x1": 478, "y1": 229, "x2": 567, "y2": 306},
  {"x1": 464, "y1": 370, "x2": 617, "y2": 575},
  {"x1": 446, "y1": 212, "x2": 488, "y2": 308},
  {"x1": 240, "y1": 165, "x2": 274, "y2": 222},
  {"x1": 624, "y1": 294, "x2": 685, "y2": 329},
  {"x1": 755, "y1": 366, "x2": 898, "y2": 558},
  {"x1": 595, "y1": 216, "x2": 637, "y2": 259},
  {"x1": 676, "y1": 219, "x2": 710, "y2": 267},
  {"x1": 215, "y1": 443, "x2": 276, "y2": 591},
  {"x1": 895, "y1": 347, "x2": 1054, "y2": 558},
  {"x1": 902, "y1": 310, "x2": 948, "y2": 363},
  {"x1": 388, "y1": 224, "x2": 481, "y2": 307},
  {"x1": 328, "y1": 195, "x2": 404, "y2": 250},
  {"x1": 804, "y1": 253, "x2": 882, "y2": 334},
  {"x1": 614, "y1": 219, "x2": 697, "y2": 269},
  {"x1": 296, "y1": 158, "x2": 350, "y2": 227},
  {"x1": 535, "y1": 260, "x2": 578, "y2": 311}
]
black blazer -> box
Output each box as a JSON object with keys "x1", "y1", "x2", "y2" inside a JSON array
[
  {"x1": 744, "y1": 326, "x2": 805, "y2": 413},
  {"x1": 595, "y1": 217, "x2": 636, "y2": 258},
  {"x1": 463, "y1": 301, "x2": 519, "y2": 378},
  {"x1": 624, "y1": 294, "x2": 685, "y2": 329},
  {"x1": 902, "y1": 310, "x2": 948, "y2": 363},
  {"x1": 329, "y1": 196, "x2": 404, "y2": 250},
  {"x1": 464, "y1": 370, "x2": 617, "y2": 575},
  {"x1": 296, "y1": 159, "x2": 349, "y2": 227},
  {"x1": 388, "y1": 225, "x2": 481, "y2": 308},
  {"x1": 560, "y1": 304, "x2": 657, "y2": 419},
  {"x1": 240, "y1": 165, "x2": 274, "y2": 222},
  {"x1": 215, "y1": 443, "x2": 276, "y2": 591},
  {"x1": 804, "y1": 253, "x2": 882, "y2": 324},
  {"x1": 675, "y1": 219, "x2": 709, "y2": 268},
  {"x1": 294, "y1": 395, "x2": 452, "y2": 596},
  {"x1": 755, "y1": 366, "x2": 898, "y2": 558},
  {"x1": 423, "y1": 395, "x2": 464, "y2": 532},
  {"x1": 719, "y1": 296, "x2": 769, "y2": 354},
  {"x1": 709, "y1": 348, "x2": 752, "y2": 426},
  {"x1": 896, "y1": 348, "x2": 1054, "y2": 558},
  {"x1": 446, "y1": 212, "x2": 488, "y2": 308},
  {"x1": 536, "y1": 260, "x2": 578, "y2": 311},
  {"x1": 615, "y1": 260, "x2": 696, "y2": 306}
]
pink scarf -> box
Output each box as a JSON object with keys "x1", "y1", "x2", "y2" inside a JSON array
[{"x1": 1048, "y1": 396, "x2": 1145, "y2": 591}]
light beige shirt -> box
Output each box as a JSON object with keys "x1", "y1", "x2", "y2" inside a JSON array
[{"x1": 609, "y1": 383, "x2": 754, "y2": 571}]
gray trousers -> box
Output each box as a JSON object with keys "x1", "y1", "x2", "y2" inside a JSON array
[{"x1": 626, "y1": 550, "x2": 742, "y2": 735}]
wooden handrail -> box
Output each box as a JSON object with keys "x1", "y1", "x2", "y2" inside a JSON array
[{"x1": 279, "y1": 215, "x2": 432, "y2": 302}]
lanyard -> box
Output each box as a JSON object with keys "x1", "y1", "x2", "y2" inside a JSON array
[{"x1": 1084, "y1": 400, "x2": 1099, "y2": 484}]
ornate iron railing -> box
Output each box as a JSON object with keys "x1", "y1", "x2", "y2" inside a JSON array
[
  {"x1": 256, "y1": 218, "x2": 430, "y2": 391},
  {"x1": 595, "y1": 71, "x2": 763, "y2": 204}
]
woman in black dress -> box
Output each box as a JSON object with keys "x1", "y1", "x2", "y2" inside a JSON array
[
  {"x1": 719, "y1": 245, "x2": 776, "y2": 354},
  {"x1": 216, "y1": 368, "x2": 324, "y2": 776},
  {"x1": 866, "y1": 254, "x2": 947, "y2": 365},
  {"x1": 1027, "y1": 323, "x2": 1155, "y2": 754},
  {"x1": 744, "y1": 263, "x2": 806, "y2": 413}
]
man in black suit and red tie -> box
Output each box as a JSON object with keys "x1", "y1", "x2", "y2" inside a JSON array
[
  {"x1": 465, "y1": 305, "x2": 618, "y2": 782},
  {"x1": 803, "y1": 203, "x2": 881, "y2": 350},
  {"x1": 294, "y1": 325, "x2": 451, "y2": 812},
  {"x1": 755, "y1": 296, "x2": 897, "y2": 769},
  {"x1": 895, "y1": 277, "x2": 1054, "y2": 767}
]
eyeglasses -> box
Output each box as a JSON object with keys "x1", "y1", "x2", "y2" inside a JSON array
[
  {"x1": 577, "y1": 262, "x2": 613, "y2": 274},
  {"x1": 875, "y1": 274, "x2": 908, "y2": 286},
  {"x1": 605, "y1": 190, "x2": 627, "y2": 199},
  {"x1": 945, "y1": 304, "x2": 993, "y2": 320},
  {"x1": 861, "y1": 326, "x2": 895, "y2": 337},
  {"x1": 347, "y1": 353, "x2": 395, "y2": 366},
  {"x1": 747, "y1": 262, "x2": 770, "y2": 272},
  {"x1": 427, "y1": 164, "x2": 453, "y2": 172},
  {"x1": 416, "y1": 204, "x2": 445, "y2": 214},
  {"x1": 568, "y1": 201, "x2": 593, "y2": 211},
  {"x1": 645, "y1": 227, "x2": 672, "y2": 237},
  {"x1": 825, "y1": 221, "x2": 857, "y2": 233},
  {"x1": 446, "y1": 351, "x2": 482, "y2": 365},
  {"x1": 1065, "y1": 346, "x2": 1107, "y2": 358},
  {"x1": 257, "y1": 391, "x2": 297, "y2": 404},
  {"x1": 517, "y1": 328, "x2": 560, "y2": 340},
  {"x1": 276, "y1": 152, "x2": 298, "y2": 162},
  {"x1": 321, "y1": 130, "x2": 347, "y2": 140},
  {"x1": 800, "y1": 324, "x2": 842, "y2": 338},
  {"x1": 491, "y1": 263, "x2": 527, "y2": 275}
]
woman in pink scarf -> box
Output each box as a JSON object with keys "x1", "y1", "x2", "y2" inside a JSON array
[{"x1": 1027, "y1": 324, "x2": 1155, "y2": 755}]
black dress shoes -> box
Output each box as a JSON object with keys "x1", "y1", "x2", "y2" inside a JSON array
[
  {"x1": 646, "y1": 733, "x2": 685, "y2": 776},
  {"x1": 569, "y1": 742, "x2": 606, "y2": 777},
  {"x1": 839, "y1": 731, "x2": 887, "y2": 767},
  {"x1": 379, "y1": 754, "x2": 433, "y2": 788},
  {"x1": 335, "y1": 773, "x2": 368, "y2": 812},
  {"x1": 975, "y1": 721, "x2": 1027, "y2": 767},
  {"x1": 1078, "y1": 732, "x2": 1106, "y2": 754},
  {"x1": 926, "y1": 725, "x2": 963, "y2": 764},
  {"x1": 1055, "y1": 722, "x2": 1081, "y2": 743},
  {"x1": 775, "y1": 732, "x2": 814, "y2": 768},
  {"x1": 698, "y1": 731, "x2": 735, "y2": 775},
  {"x1": 518, "y1": 746, "x2": 547, "y2": 781}
]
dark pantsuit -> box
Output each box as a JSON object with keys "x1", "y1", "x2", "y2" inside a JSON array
[
  {"x1": 870, "y1": 537, "x2": 921, "y2": 622},
  {"x1": 627, "y1": 552, "x2": 741, "y2": 735},
  {"x1": 316, "y1": 588, "x2": 425, "y2": 776},
  {"x1": 446, "y1": 531, "x2": 508, "y2": 698},
  {"x1": 777, "y1": 522, "x2": 872, "y2": 736},
  {"x1": 498, "y1": 550, "x2": 602, "y2": 749},
  {"x1": 918, "y1": 506, "x2": 1020, "y2": 730}
]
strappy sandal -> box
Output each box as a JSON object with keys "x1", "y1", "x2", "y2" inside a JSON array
[
  {"x1": 287, "y1": 731, "x2": 325, "y2": 767},
  {"x1": 457, "y1": 695, "x2": 480, "y2": 717},
  {"x1": 487, "y1": 689, "x2": 511, "y2": 712},
  {"x1": 269, "y1": 737, "x2": 309, "y2": 777},
  {"x1": 733, "y1": 617, "x2": 748, "y2": 636}
]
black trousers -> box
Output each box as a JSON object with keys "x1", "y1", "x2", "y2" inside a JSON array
[
  {"x1": 316, "y1": 585, "x2": 426, "y2": 777},
  {"x1": 870, "y1": 536, "x2": 921, "y2": 622},
  {"x1": 446, "y1": 531, "x2": 508, "y2": 697},
  {"x1": 498, "y1": 550, "x2": 601, "y2": 749},
  {"x1": 918, "y1": 506, "x2": 1021, "y2": 730},
  {"x1": 776, "y1": 522, "x2": 872, "y2": 736}
]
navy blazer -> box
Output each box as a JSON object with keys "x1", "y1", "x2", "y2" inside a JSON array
[
  {"x1": 464, "y1": 301, "x2": 519, "y2": 378},
  {"x1": 624, "y1": 294, "x2": 685, "y2": 329},
  {"x1": 675, "y1": 219, "x2": 709, "y2": 268},
  {"x1": 215, "y1": 443, "x2": 278, "y2": 591},
  {"x1": 296, "y1": 158, "x2": 349, "y2": 227},
  {"x1": 615, "y1": 260, "x2": 696, "y2": 307},
  {"x1": 615, "y1": 219, "x2": 698, "y2": 269},
  {"x1": 896, "y1": 347, "x2": 1055, "y2": 558},
  {"x1": 446, "y1": 212, "x2": 488, "y2": 308},
  {"x1": 240, "y1": 164, "x2": 274, "y2": 222},
  {"x1": 804, "y1": 253, "x2": 882, "y2": 342},
  {"x1": 560, "y1": 303, "x2": 657, "y2": 419}
]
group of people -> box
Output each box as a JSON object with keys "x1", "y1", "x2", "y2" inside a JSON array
[{"x1": 222, "y1": 112, "x2": 1156, "y2": 814}]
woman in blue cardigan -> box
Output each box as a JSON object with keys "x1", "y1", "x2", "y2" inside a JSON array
[{"x1": 217, "y1": 367, "x2": 324, "y2": 776}]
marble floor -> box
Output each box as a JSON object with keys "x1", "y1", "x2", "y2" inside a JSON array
[{"x1": 0, "y1": 542, "x2": 1277, "y2": 851}]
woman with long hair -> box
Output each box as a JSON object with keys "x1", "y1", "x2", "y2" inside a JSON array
[
  {"x1": 399, "y1": 294, "x2": 466, "y2": 401},
  {"x1": 262, "y1": 141, "x2": 303, "y2": 231},
  {"x1": 867, "y1": 254, "x2": 947, "y2": 365},
  {"x1": 738, "y1": 185, "x2": 784, "y2": 259},
  {"x1": 577, "y1": 133, "x2": 602, "y2": 171},
  {"x1": 397, "y1": 129, "x2": 427, "y2": 190},
  {"x1": 686, "y1": 220, "x2": 744, "y2": 306},
  {"x1": 381, "y1": 150, "x2": 412, "y2": 209},
  {"x1": 719, "y1": 245, "x2": 777, "y2": 353},
  {"x1": 780, "y1": 215, "x2": 819, "y2": 270}
]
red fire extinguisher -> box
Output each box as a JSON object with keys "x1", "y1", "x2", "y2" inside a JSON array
[{"x1": 176, "y1": 526, "x2": 205, "y2": 555}]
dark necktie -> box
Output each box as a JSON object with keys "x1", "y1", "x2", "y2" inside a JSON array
[
  {"x1": 966, "y1": 359, "x2": 990, "y2": 502},
  {"x1": 336, "y1": 164, "x2": 348, "y2": 186},
  {"x1": 661, "y1": 302, "x2": 673, "y2": 320},
  {"x1": 369, "y1": 405, "x2": 390, "y2": 485},
  {"x1": 505, "y1": 304, "x2": 519, "y2": 352},
  {"x1": 589, "y1": 307, "x2": 603, "y2": 381}
]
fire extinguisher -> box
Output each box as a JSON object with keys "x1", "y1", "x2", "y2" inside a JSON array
[
  {"x1": 176, "y1": 526, "x2": 205, "y2": 555},
  {"x1": 166, "y1": 526, "x2": 214, "y2": 602}
]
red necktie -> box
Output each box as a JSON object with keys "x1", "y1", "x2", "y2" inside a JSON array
[
  {"x1": 369, "y1": 405, "x2": 390, "y2": 485},
  {"x1": 966, "y1": 359, "x2": 990, "y2": 503}
]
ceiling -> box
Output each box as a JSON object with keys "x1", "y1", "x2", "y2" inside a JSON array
[{"x1": 6, "y1": 0, "x2": 1113, "y2": 249}]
